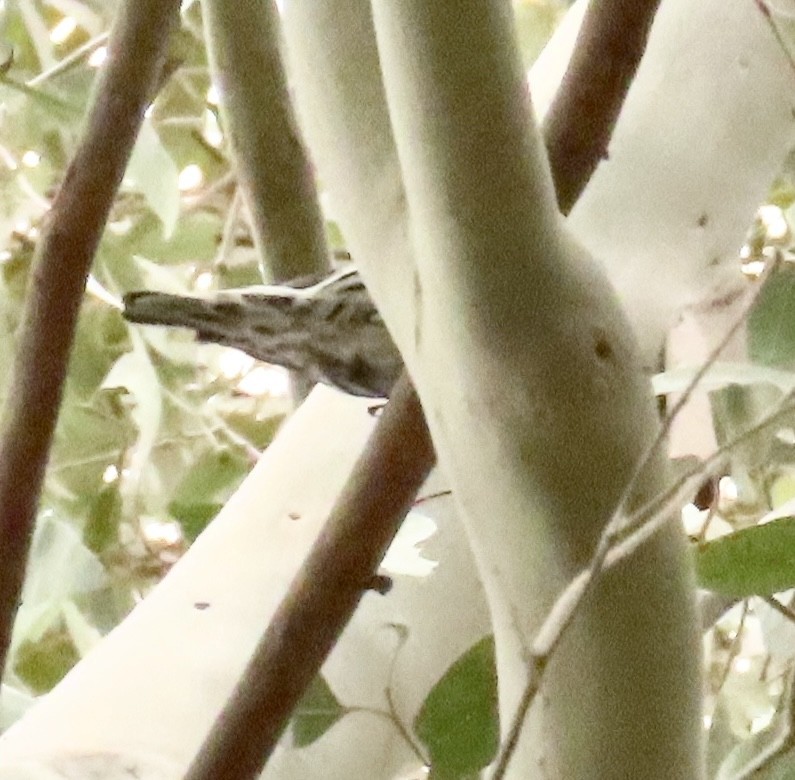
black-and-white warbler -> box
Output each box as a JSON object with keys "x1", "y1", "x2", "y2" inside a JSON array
[{"x1": 122, "y1": 266, "x2": 402, "y2": 398}]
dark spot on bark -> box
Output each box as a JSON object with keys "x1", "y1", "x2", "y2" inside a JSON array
[
  {"x1": 326, "y1": 300, "x2": 345, "y2": 321},
  {"x1": 697, "y1": 213, "x2": 708, "y2": 228},
  {"x1": 593, "y1": 332, "x2": 614, "y2": 361},
  {"x1": 194, "y1": 601, "x2": 210, "y2": 610}
]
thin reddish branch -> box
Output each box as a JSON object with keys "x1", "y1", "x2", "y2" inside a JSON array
[
  {"x1": 0, "y1": 0, "x2": 180, "y2": 675},
  {"x1": 186, "y1": 0, "x2": 661, "y2": 777},
  {"x1": 184, "y1": 375, "x2": 435, "y2": 780},
  {"x1": 543, "y1": 0, "x2": 662, "y2": 214}
]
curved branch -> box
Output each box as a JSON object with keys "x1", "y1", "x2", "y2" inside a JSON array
[{"x1": 0, "y1": 0, "x2": 180, "y2": 675}]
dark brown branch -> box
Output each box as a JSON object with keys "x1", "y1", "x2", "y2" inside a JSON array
[
  {"x1": 186, "y1": 0, "x2": 660, "y2": 776},
  {"x1": 184, "y1": 375, "x2": 435, "y2": 780},
  {"x1": 0, "y1": 0, "x2": 180, "y2": 675},
  {"x1": 543, "y1": 0, "x2": 662, "y2": 214}
]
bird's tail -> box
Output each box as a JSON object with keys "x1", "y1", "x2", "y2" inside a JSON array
[{"x1": 122, "y1": 290, "x2": 305, "y2": 371}]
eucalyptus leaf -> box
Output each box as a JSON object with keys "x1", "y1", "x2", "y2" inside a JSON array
[
  {"x1": 749, "y1": 265, "x2": 795, "y2": 369},
  {"x1": 290, "y1": 674, "x2": 345, "y2": 748},
  {"x1": 102, "y1": 333, "x2": 164, "y2": 489},
  {"x1": 170, "y1": 447, "x2": 249, "y2": 506},
  {"x1": 84, "y1": 485, "x2": 121, "y2": 554},
  {"x1": 13, "y1": 619, "x2": 80, "y2": 694},
  {"x1": 168, "y1": 501, "x2": 222, "y2": 543},
  {"x1": 125, "y1": 119, "x2": 181, "y2": 238},
  {"x1": 12, "y1": 512, "x2": 107, "y2": 659},
  {"x1": 415, "y1": 636, "x2": 499, "y2": 778},
  {"x1": 694, "y1": 517, "x2": 795, "y2": 597}
]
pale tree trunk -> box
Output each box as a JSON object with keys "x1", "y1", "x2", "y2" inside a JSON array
[{"x1": 283, "y1": 1, "x2": 694, "y2": 777}]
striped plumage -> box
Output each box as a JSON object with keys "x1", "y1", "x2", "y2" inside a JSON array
[{"x1": 122, "y1": 267, "x2": 402, "y2": 398}]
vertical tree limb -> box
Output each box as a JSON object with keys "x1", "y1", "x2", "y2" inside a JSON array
[
  {"x1": 0, "y1": 0, "x2": 180, "y2": 677},
  {"x1": 202, "y1": 0, "x2": 331, "y2": 400},
  {"x1": 202, "y1": 0, "x2": 330, "y2": 285},
  {"x1": 369, "y1": 3, "x2": 699, "y2": 778}
]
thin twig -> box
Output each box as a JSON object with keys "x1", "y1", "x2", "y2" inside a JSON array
[
  {"x1": 491, "y1": 238, "x2": 781, "y2": 777},
  {"x1": 527, "y1": 388, "x2": 795, "y2": 665},
  {"x1": 765, "y1": 595, "x2": 795, "y2": 624},
  {"x1": 492, "y1": 384, "x2": 794, "y2": 777},
  {"x1": 714, "y1": 600, "x2": 748, "y2": 698},
  {"x1": 27, "y1": 31, "x2": 110, "y2": 86},
  {"x1": 754, "y1": 0, "x2": 795, "y2": 77}
]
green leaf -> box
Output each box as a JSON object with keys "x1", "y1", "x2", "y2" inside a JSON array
[
  {"x1": 13, "y1": 618, "x2": 80, "y2": 694},
  {"x1": 223, "y1": 409, "x2": 284, "y2": 451},
  {"x1": 84, "y1": 485, "x2": 121, "y2": 553},
  {"x1": 102, "y1": 336, "x2": 164, "y2": 483},
  {"x1": 749, "y1": 265, "x2": 795, "y2": 368},
  {"x1": 23, "y1": 513, "x2": 108, "y2": 607},
  {"x1": 415, "y1": 636, "x2": 499, "y2": 778},
  {"x1": 168, "y1": 501, "x2": 222, "y2": 543},
  {"x1": 116, "y1": 210, "x2": 222, "y2": 269},
  {"x1": 694, "y1": 517, "x2": 795, "y2": 597},
  {"x1": 12, "y1": 513, "x2": 107, "y2": 677},
  {"x1": 170, "y1": 448, "x2": 249, "y2": 505},
  {"x1": 290, "y1": 674, "x2": 344, "y2": 748},
  {"x1": 69, "y1": 300, "x2": 131, "y2": 400},
  {"x1": 50, "y1": 387, "x2": 136, "y2": 499},
  {"x1": 125, "y1": 119, "x2": 181, "y2": 238}
]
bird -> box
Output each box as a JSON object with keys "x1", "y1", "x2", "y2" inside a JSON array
[{"x1": 122, "y1": 266, "x2": 403, "y2": 398}]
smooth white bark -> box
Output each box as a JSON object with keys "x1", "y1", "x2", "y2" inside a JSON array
[
  {"x1": 377, "y1": 3, "x2": 699, "y2": 776},
  {"x1": 534, "y1": 0, "x2": 795, "y2": 362},
  {"x1": 0, "y1": 388, "x2": 485, "y2": 779}
]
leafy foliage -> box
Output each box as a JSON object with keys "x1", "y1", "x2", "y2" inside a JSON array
[
  {"x1": 749, "y1": 264, "x2": 795, "y2": 369},
  {"x1": 0, "y1": 0, "x2": 289, "y2": 709}
]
